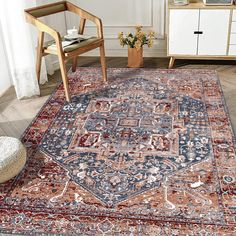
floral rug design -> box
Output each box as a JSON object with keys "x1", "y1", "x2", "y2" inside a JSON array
[{"x1": 0, "y1": 68, "x2": 236, "y2": 235}]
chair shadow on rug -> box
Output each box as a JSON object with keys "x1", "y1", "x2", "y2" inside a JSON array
[{"x1": 24, "y1": 1, "x2": 107, "y2": 102}]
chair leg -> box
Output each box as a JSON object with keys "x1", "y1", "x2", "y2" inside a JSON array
[
  {"x1": 99, "y1": 43, "x2": 107, "y2": 82},
  {"x1": 36, "y1": 31, "x2": 44, "y2": 83},
  {"x1": 72, "y1": 56, "x2": 77, "y2": 72},
  {"x1": 58, "y1": 54, "x2": 71, "y2": 102}
]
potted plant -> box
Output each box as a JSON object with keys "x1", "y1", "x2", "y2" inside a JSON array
[{"x1": 118, "y1": 26, "x2": 155, "y2": 68}]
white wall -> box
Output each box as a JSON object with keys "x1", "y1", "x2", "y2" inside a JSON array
[{"x1": 0, "y1": 23, "x2": 11, "y2": 96}]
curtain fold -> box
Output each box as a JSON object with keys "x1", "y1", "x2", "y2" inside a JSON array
[{"x1": 0, "y1": 0, "x2": 48, "y2": 99}]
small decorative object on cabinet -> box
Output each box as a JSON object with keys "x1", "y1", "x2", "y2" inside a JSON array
[
  {"x1": 168, "y1": 0, "x2": 236, "y2": 68},
  {"x1": 203, "y1": 0, "x2": 233, "y2": 5},
  {"x1": 118, "y1": 26, "x2": 155, "y2": 68},
  {"x1": 173, "y1": 0, "x2": 189, "y2": 5}
]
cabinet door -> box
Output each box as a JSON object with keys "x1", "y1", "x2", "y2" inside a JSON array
[
  {"x1": 168, "y1": 9, "x2": 199, "y2": 55},
  {"x1": 198, "y1": 10, "x2": 230, "y2": 56}
]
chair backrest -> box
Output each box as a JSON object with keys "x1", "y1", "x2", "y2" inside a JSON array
[
  {"x1": 25, "y1": 1, "x2": 103, "y2": 39},
  {"x1": 25, "y1": 1, "x2": 67, "y2": 18}
]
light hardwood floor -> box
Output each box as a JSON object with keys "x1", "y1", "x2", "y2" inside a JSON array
[{"x1": 1, "y1": 57, "x2": 236, "y2": 138}]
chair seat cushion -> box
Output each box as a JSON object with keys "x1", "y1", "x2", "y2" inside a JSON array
[
  {"x1": 46, "y1": 37, "x2": 100, "y2": 52},
  {"x1": 0, "y1": 136, "x2": 27, "y2": 183}
]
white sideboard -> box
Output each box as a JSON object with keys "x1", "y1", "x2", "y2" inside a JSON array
[{"x1": 168, "y1": 0, "x2": 236, "y2": 68}]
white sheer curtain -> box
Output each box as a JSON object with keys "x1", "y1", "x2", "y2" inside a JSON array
[{"x1": 0, "y1": 0, "x2": 48, "y2": 99}]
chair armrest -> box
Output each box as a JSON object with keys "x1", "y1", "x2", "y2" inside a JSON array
[
  {"x1": 25, "y1": 11, "x2": 62, "y2": 44},
  {"x1": 66, "y1": 1, "x2": 104, "y2": 38}
]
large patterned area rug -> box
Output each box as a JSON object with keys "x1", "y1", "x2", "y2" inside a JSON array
[{"x1": 1, "y1": 68, "x2": 236, "y2": 235}]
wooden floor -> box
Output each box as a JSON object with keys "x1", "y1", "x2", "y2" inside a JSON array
[{"x1": 1, "y1": 57, "x2": 236, "y2": 138}]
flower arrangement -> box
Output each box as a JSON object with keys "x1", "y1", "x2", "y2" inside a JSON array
[{"x1": 118, "y1": 26, "x2": 155, "y2": 50}]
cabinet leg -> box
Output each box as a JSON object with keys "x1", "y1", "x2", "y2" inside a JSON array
[{"x1": 168, "y1": 57, "x2": 175, "y2": 69}]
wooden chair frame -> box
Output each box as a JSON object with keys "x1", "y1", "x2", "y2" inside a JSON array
[{"x1": 25, "y1": 1, "x2": 107, "y2": 102}]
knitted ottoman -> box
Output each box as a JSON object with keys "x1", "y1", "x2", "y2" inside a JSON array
[{"x1": 0, "y1": 136, "x2": 27, "y2": 183}]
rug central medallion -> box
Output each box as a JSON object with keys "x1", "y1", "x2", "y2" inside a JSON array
[{"x1": 41, "y1": 78, "x2": 211, "y2": 205}]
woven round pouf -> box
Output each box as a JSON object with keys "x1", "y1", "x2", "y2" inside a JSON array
[{"x1": 0, "y1": 136, "x2": 27, "y2": 183}]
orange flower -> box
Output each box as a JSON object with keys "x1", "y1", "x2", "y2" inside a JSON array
[
  {"x1": 148, "y1": 39, "x2": 153, "y2": 48},
  {"x1": 148, "y1": 31, "x2": 155, "y2": 38},
  {"x1": 134, "y1": 40, "x2": 142, "y2": 50},
  {"x1": 118, "y1": 32, "x2": 123, "y2": 38},
  {"x1": 135, "y1": 25, "x2": 142, "y2": 33}
]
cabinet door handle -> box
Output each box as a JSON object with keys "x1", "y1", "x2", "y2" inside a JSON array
[{"x1": 194, "y1": 31, "x2": 203, "y2": 34}]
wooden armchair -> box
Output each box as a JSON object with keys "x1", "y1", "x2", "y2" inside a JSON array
[{"x1": 25, "y1": 1, "x2": 107, "y2": 102}]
